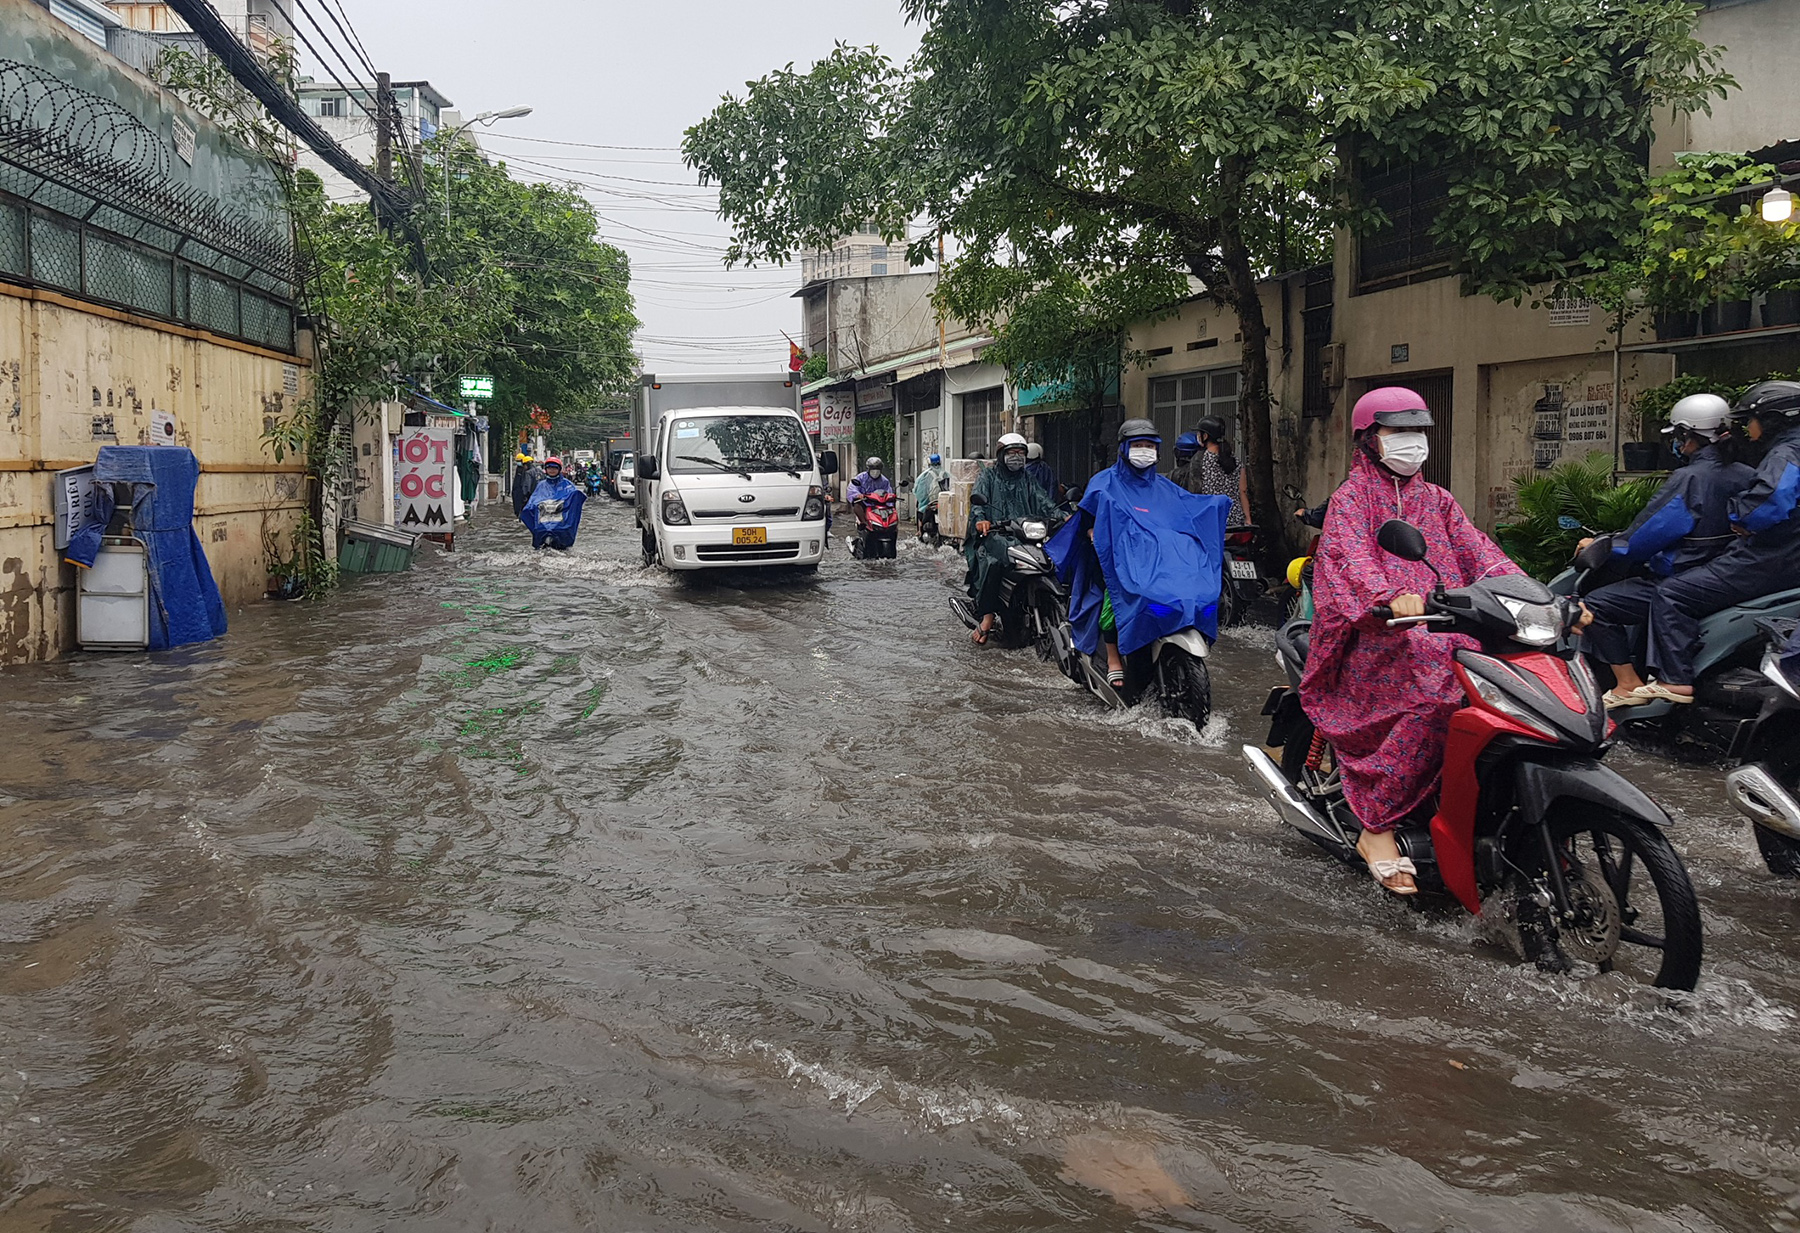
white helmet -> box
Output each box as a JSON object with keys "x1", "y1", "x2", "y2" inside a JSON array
[
  {"x1": 865, "y1": 456, "x2": 883, "y2": 469},
  {"x1": 997, "y1": 432, "x2": 1027, "y2": 453},
  {"x1": 1026, "y1": 442, "x2": 1044, "y2": 461},
  {"x1": 1665, "y1": 393, "x2": 1732, "y2": 437}
]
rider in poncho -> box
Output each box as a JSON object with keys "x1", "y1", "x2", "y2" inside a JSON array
[
  {"x1": 964, "y1": 433, "x2": 1059, "y2": 643},
  {"x1": 521, "y1": 456, "x2": 587, "y2": 551},
  {"x1": 1048, "y1": 419, "x2": 1228, "y2": 689},
  {"x1": 1300, "y1": 389, "x2": 1520, "y2": 894}
]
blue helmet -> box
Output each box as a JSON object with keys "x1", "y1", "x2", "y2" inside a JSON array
[
  {"x1": 1175, "y1": 431, "x2": 1201, "y2": 454},
  {"x1": 929, "y1": 453, "x2": 941, "y2": 464}
]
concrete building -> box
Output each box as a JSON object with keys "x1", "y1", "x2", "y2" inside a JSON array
[
  {"x1": 795, "y1": 271, "x2": 1009, "y2": 493},
  {"x1": 0, "y1": 0, "x2": 309, "y2": 662},
  {"x1": 104, "y1": 0, "x2": 293, "y2": 56},
  {"x1": 799, "y1": 226, "x2": 917, "y2": 286},
  {"x1": 296, "y1": 78, "x2": 455, "y2": 203}
]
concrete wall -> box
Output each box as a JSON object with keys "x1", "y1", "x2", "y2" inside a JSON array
[
  {"x1": 0, "y1": 284, "x2": 309, "y2": 663},
  {"x1": 1652, "y1": 0, "x2": 1800, "y2": 169}
]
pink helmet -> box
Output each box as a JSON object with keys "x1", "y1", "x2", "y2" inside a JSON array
[{"x1": 1352, "y1": 387, "x2": 1433, "y2": 433}]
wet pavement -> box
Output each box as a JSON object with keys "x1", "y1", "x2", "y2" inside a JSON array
[{"x1": 3, "y1": 497, "x2": 1799, "y2": 1232}]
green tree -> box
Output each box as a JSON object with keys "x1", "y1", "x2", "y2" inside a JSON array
[{"x1": 685, "y1": 1, "x2": 1727, "y2": 542}]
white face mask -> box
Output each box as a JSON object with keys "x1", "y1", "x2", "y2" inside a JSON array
[
  {"x1": 1127, "y1": 446, "x2": 1158, "y2": 470},
  {"x1": 1380, "y1": 432, "x2": 1429, "y2": 477}
]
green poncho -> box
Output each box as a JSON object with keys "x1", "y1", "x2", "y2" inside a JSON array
[{"x1": 964, "y1": 461, "x2": 1059, "y2": 613}]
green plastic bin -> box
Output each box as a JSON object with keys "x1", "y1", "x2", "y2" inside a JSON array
[{"x1": 340, "y1": 521, "x2": 421, "y2": 573}]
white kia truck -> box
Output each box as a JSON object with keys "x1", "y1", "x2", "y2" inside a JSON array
[{"x1": 632, "y1": 374, "x2": 837, "y2": 573}]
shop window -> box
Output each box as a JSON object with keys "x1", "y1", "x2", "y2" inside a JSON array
[{"x1": 960, "y1": 386, "x2": 1004, "y2": 458}]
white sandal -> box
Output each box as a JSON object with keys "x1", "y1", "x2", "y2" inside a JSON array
[
  {"x1": 1636, "y1": 682, "x2": 1695, "y2": 705},
  {"x1": 1365, "y1": 856, "x2": 1419, "y2": 896}
]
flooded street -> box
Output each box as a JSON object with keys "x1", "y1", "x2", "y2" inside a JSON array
[{"x1": 4, "y1": 497, "x2": 1800, "y2": 1232}]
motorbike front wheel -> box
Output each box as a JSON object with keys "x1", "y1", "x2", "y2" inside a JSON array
[
  {"x1": 1514, "y1": 808, "x2": 1703, "y2": 992},
  {"x1": 1155, "y1": 650, "x2": 1211, "y2": 733}
]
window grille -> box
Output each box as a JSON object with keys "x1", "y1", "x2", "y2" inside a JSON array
[
  {"x1": 1149, "y1": 367, "x2": 1239, "y2": 443},
  {"x1": 0, "y1": 200, "x2": 23, "y2": 277},
  {"x1": 187, "y1": 270, "x2": 240, "y2": 338},
  {"x1": 29, "y1": 213, "x2": 79, "y2": 289}
]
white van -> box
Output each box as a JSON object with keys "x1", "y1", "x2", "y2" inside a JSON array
[
  {"x1": 615, "y1": 454, "x2": 636, "y2": 499},
  {"x1": 635, "y1": 406, "x2": 838, "y2": 572}
]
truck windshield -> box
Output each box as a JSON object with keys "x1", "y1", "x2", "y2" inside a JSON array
[{"x1": 667, "y1": 415, "x2": 812, "y2": 476}]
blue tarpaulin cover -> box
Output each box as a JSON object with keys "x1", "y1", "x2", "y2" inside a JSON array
[
  {"x1": 65, "y1": 447, "x2": 228, "y2": 651},
  {"x1": 1047, "y1": 458, "x2": 1230, "y2": 656}
]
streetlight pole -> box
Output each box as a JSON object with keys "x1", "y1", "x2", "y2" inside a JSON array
[{"x1": 441, "y1": 106, "x2": 533, "y2": 227}]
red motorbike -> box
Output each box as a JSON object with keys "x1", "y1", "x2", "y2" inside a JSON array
[
  {"x1": 852, "y1": 489, "x2": 899, "y2": 559},
  {"x1": 1242, "y1": 519, "x2": 1703, "y2": 991}
]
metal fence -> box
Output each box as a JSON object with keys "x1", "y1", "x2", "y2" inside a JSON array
[{"x1": 0, "y1": 56, "x2": 296, "y2": 353}]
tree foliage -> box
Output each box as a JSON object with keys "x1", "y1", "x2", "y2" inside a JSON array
[
  {"x1": 1585, "y1": 154, "x2": 1800, "y2": 322},
  {"x1": 155, "y1": 46, "x2": 638, "y2": 582},
  {"x1": 685, "y1": 0, "x2": 1728, "y2": 542}
]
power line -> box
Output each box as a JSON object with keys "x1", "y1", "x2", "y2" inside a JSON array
[{"x1": 479, "y1": 133, "x2": 683, "y2": 152}]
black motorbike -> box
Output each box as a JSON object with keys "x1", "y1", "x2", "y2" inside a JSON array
[
  {"x1": 1245, "y1": 519, "x2": 1703, "y2": 990},
  {"x1": 948, "y1": 513, "x2": 1066, "y2": 657},
  {"x1": 1561, "y1": 535, "x2": 1800, "y2": 756}
]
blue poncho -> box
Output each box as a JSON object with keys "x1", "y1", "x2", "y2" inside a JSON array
[
  {"x1": 1047, "y1": 458, "x2": 1229, "y2": 655},
  {"x1": 65, "y1": 446, "x2": 227, "y2": 651},
  {"x1": 522, "y1": 476, "x2": 587, "y2": 549}
]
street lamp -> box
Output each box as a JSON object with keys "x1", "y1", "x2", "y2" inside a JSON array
[
  {"x1": 442, "y1": 106, "x2": 534, "y2": 225},
  {"x1": 1762, "y1": 185, "x2": 1794, "y2": 224}
]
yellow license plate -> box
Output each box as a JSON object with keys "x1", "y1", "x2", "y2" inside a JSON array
[{"x1": 732, "y1": 527, "x2": 767, "y2": 546}]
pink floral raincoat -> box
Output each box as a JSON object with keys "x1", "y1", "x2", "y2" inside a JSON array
[{"x1": 1300, "y1": 453, "x2": 1520, "y2": 833}]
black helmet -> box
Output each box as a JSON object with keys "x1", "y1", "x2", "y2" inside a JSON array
[
  {"x1": 1196, "y1": 415, "x2": 1227, "y2": 442},
  {"x1": 1733, "y1": 380, "x2": 1800, "y2": 425},
  {"x1": 1118, "y1": 417, "x2": 1160, "y2": 443}
]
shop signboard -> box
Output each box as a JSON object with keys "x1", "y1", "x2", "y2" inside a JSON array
[
  {"x1": 459, "y1": 375, "x2": 495, "y2": 401},
  {"x1": 802, "y1": 395, "x2": 821, "y2": 433},
  {"x1": 819, "y1": 390, "x2": 855, "y2": 441},
  {"x1": 54, "y1": 464, "x2": 100, "y2": 550},
  {"x1": 394, "y1": 426, "x2": 455, "y2": 529}
]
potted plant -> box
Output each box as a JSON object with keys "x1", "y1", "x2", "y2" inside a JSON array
[{"x1": 1496, "y1": 452, "x2": 1661, "y2": 580}]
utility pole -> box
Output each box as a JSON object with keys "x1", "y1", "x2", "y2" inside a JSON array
[{"x1": 374, "y1": 71, "x2": 393, "y2": 183}]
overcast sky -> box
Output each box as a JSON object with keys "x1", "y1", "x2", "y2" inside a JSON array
[{"x1": 305, "y1": 0, "x2": 921, "y2": 379}]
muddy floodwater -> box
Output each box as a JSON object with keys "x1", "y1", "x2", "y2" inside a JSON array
[{"x1": 3, "y1": 498, "x2": 1799, "y2": 1232}]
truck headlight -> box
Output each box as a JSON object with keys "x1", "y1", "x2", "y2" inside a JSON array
[
  {"x1": 803, "y1": 484, "x2": 824, "y2": 520},
  {"x1": 661, "y1": 491, "x2": 690, "y2": 526}
]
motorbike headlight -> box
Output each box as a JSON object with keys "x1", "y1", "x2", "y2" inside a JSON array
[
  {"x1": 660, "y1": 491, "x2": 690, "y2": 526},
  {"x1": 1499, "y1": 596, "x2": 1560, "y2": 647},
  {"x1": 1020, "y1": 520, "x2": 1048, "y2": 542},
  {"x1": 1466, "y1": 671, "x2": 1558, "y2": 740}
]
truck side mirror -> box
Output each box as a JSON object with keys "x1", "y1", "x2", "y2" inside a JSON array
[
  {"x1": 820, "y1": 450, "x2": 839, "y2": 476},
  {"x1": 636, "y1": 455, "x2": 659, "y2": 480}
]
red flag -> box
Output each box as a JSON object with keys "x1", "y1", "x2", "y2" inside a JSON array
[{"x1": 789, "y1": 340, "x2": 805, "y2": 372}]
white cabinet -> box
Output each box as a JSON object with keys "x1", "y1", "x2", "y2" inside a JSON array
[{"x1": 77, "y1": 538, "x2": 150, "y2": 651}]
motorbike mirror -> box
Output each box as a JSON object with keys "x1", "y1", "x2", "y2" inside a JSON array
[
  {"x1": 1573, "y1": 535, "x2": 1615, "y2": 571},
  {"x1": 970, "y1": 493, "x2": 986, "y2": 507},
  {"x1": 1376, "y1": 519, "x2": 1428, "y2": 562}
]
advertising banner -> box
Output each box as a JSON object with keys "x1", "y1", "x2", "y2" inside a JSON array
[
  {"x1": 394, "y1": 426, "x2": 455, "y2": 529},
  {"x1": 819, "y1": 390, "x2": 855, "y2": 441}
]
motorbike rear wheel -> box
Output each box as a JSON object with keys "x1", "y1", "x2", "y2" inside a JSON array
[
  {"x1": 1515, "y1": 808, "x2": 1703, "y2": 991},
  {"x1": 1155, "y1": 650, "x2": 1211, "y2": 733}
]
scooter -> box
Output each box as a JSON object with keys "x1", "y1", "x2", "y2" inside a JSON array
[
  {"x1": 1719, "y1": 618, "x2": 1800, "y2": 878},
  {"x1": 948, "y1": 513, "x2": 1066, "y2": 656},
  {"x1": 851, "y1": 490, "x2": 899, "y2": 559},
  {"x1": 918, "y1": 497, "x2": 942, "y2": 547},
  {"x1": 1218, "y1": 525, "x2": 1266, "y2": 627},
  {"x1": 1562, "y1": 535, "x2": 1800, "y2": 756},
  {"x1": 1243, "y1": 518, "x2": 1703, "y2": 991}
]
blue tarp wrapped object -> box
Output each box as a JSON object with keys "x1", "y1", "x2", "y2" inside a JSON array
[
  {"x1": 521, "y1": 476, "x2": 587, "y2": 550},
  {"x1": 65, "y1": 446, "x2": 228, "y2": 651},
  {"x1": 1047, "y1": 459, "x2": 1230, "y2": 656}
]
